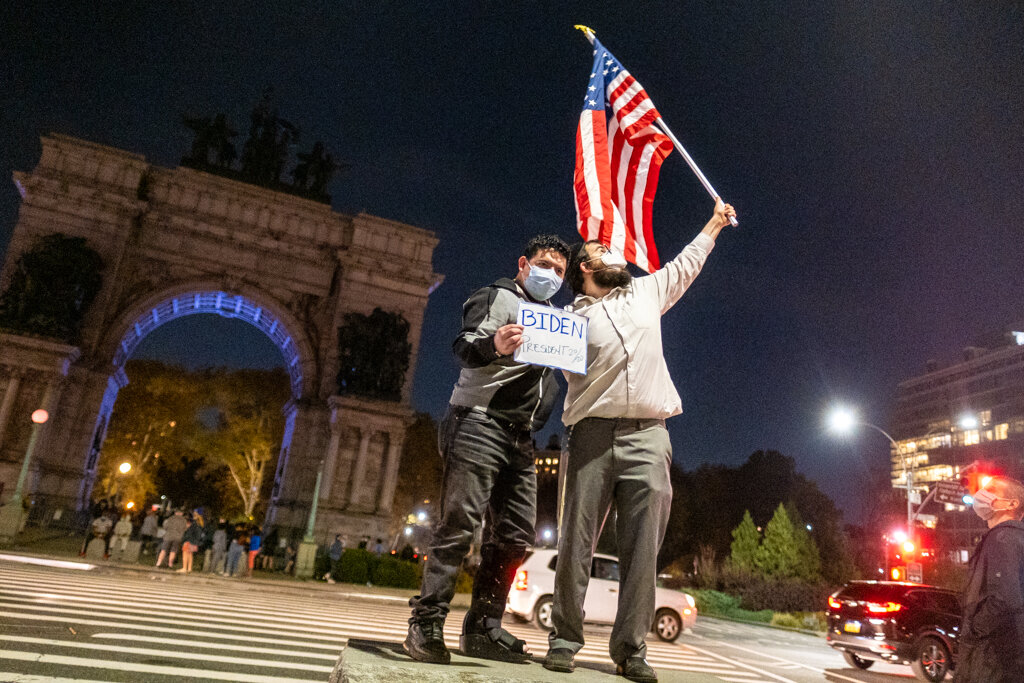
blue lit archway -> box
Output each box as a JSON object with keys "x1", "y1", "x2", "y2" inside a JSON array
[{"x1": 112, "y1": 290, "x2": 303, "y2": 397}]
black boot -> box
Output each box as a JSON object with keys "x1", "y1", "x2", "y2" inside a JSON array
[
  {"x1": 460, "y1": 545, "x2": 530, "y2": 662},
  {"x1": 404, "y1": 618, "x2": 450, "y2": 664}
]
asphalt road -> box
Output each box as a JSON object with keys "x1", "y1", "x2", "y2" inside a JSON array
[{"x1": 0, "y1": 555, "x2": 934, "y2": 682}]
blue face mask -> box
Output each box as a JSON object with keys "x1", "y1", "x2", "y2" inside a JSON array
[{"x1": 524, "y1": 264, "x2": 563, "y2": 301}]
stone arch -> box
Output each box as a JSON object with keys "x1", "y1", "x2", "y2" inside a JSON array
[
  {"x1": 98, "y1": 280, "x2": 317, "y2": 400},
  {"x1": 79, "y1": 280, "x2": 319, "y2": 507}
]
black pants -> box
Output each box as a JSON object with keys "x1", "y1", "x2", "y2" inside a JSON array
[{"x1": 410, "y1": 406, "x2": 537, "y2": 623}]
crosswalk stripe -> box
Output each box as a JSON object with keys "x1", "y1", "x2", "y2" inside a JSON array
[
  {"x1": 0, "y1": 559, "x2": 778, "y2": 681},
  {"x1": 89, "y1": 633, "x2": 338, "y2": 660},
  {"x1": 0, "y1": 649, "x2": 318, "y2": 683},
  {"x1": 0, "y1": 675, "x2": 119, "y2": 683},
  {"x1": 0, "y1": 605, "x2": 347, "y2": 646},
  {"x1": 0, "y1": 636, "x2": 334, "y2": 674}
]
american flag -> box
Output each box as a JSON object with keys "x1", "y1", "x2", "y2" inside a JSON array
[{"x1": 574, "y1": 37, "x2": 673, "y2": 272}]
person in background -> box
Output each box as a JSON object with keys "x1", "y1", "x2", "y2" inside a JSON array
[
  {"x1": 180, "y1": 516, "x2": 204, "y2": 573},
  {"x1": 112, "y1": 512, "x2": 133, "y2": 552},
  {"x1": 156, "y1": 509, "x2": 187, "y2": 569},
  {"x1": 953, "y1": 476, "x2": 1024, "y2": 682},
  {"x1": 246, "y1": 526, "x2": 262, "y2": 578},
  {"x1": 139, "y1": 508, "x2": 159, "y2": 555},
  {"x1": 207, "y1": 519, "x2": 228, "y2": 574},
  {"x1": 284, "y1": 542, "x2": 297, "y2": 575},
  {"x1": 326, "y1": 534, "x2": 345, "y2": 584},
  {"x1": 373, "y1": 538, "x2": 385, "y2": 556},
  {"x1": 225, "y1": 526, "x2": 248, "y2": 577}
]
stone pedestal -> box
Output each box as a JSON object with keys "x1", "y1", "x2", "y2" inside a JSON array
[
  {"x1": 295, "y1": 539, "x2": 319, "y2": 579},
  {"x1": 85, "y1": 537, "x2": 107, "y2": 561}
]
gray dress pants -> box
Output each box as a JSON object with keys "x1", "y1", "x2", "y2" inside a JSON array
[{"x1": 549, "y1": 417, "x2": 672, "y2": 664}]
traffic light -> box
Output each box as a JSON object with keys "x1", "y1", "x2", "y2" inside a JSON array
[{"x1": 891, "y1": 566, "x2": 906, "y2": 581}]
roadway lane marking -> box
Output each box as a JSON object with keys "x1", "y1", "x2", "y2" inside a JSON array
[
  {"x1": 686, "y1": 636, "x2": 865, "y2": 683},
  {"x1": 681, "y1": 643, "x2": 798, "y2": 683},
  {"x1": 0, "y1": 675, "x2": 119, "y2": 683},
  {"x1": 0, "y1": 636, "x2": 333, "y2": 674},
  {"x1": 0, "y1": 554, "x2": 96, "y2": 570},
  {"x1": 0, "y1": 650, "x2": 317, "y2": 683},
  {"x1": 89, "y1": 633, "x2": 338, "y2": 660}
]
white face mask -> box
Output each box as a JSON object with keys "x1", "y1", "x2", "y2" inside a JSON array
[
  {"x1": 523, "y1": 264, "x2": 563, "y2": 301},
  {"x1": 598, "y1": 251, "x2": 627, "y2": 268}
]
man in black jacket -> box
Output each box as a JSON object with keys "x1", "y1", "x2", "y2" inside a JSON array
[
  {"x1": 404, "y1": 234, "x2": 570, "y2": 665},
  {"x1": 954, "y1": 476, "x2": 1024, "y2": 683}
]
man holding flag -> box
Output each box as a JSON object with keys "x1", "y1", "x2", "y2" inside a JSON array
[{"x1": 544, "y1": 31, "x2": 737, "y2": 682}]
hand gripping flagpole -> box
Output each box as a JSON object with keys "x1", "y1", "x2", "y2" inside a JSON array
[{"x1": 574, "y1": 25, "x2": 738, "y2": 227}]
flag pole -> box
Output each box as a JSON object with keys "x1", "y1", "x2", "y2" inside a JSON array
[{"x1": 574, "y1": 25, "x2": 739, "y2": 227}]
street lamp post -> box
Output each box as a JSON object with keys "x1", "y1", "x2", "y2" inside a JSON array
[
  {"x1": 828, "y1": 407, "x2": 916, "y2": 532},
  {"x1": 295, "y1": 462, "x2": 324, "y2": 579},
  {"x1": 0, "y1": 397, "x2": 52, "y2": 545}
]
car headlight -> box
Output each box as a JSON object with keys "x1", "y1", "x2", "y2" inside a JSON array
[{"x1": 684, "y1": 593, "x2": 695, "y2": 608}]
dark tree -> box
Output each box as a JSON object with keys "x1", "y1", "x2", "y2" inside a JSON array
[
  {"x1": 336, "y1": 308, "x2": 411, "y2": 401},
  {"x1": 0, "y1": 234, "x2": 103, "y2": 343}
]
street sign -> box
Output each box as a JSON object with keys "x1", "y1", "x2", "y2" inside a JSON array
[
  {"x1": 934, "y1": 480, "x2": 968, "y2": 504},
  {"x1": 909, "y1": 490, "x2": 922, "y2": 505},
  {"x1": 907, "y1": 561, "x2": 923, "y2": 583}
]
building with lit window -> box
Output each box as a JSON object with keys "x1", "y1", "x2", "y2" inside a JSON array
[{"x1": 889, "y1": 329, "x2": 1024, "y2": 499}]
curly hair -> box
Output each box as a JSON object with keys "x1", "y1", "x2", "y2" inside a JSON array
[{"x1": 523, "y1": 234, "x2": 571, "y2": 263}]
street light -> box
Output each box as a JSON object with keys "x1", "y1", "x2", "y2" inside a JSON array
[
  {"x1": 118, "y1": 462, "x2": 132, "y2": 474},
  {"x1": 827, "y1": 405, "x2": 916, "y2": 531}
]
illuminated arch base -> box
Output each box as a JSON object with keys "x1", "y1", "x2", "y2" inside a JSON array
[{"x1": 1, "y1": 134, "x2": 441, "y2": 545}]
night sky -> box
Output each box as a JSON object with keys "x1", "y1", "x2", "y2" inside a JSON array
[{"x1": 3, "y1": 3, "x2": 1023, "y2": 521}]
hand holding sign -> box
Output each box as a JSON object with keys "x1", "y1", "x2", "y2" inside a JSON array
[
  {"x1": 494, "y1": 323, "x2": 525, "y2": 356},
  {"x1": 513, "y1": 302, "x2": 589, "y2": 374}
]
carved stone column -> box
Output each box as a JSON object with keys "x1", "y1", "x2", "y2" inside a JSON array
[
  {"x1": 346, "y1": 430, "x2": 373, "y2": 508},
  {"x1": 319, "y1": 400, "x2": 344, "y2": 501},
  {"x1": 0, "y1": 371, "x2": 24, "y2": 450},
  {"x1": 376, "y1": 435, "x2": 404, "y2": 515}
]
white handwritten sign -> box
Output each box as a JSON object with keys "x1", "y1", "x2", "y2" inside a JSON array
[{"x1": 514, "y1": 302, "x2": 588, "y2": 375}]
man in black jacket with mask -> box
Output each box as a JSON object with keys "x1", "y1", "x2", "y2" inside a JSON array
[
  {"x1": 404, "y1": 234, "x2": 570, "y2": 665},
  {"x1": 954, "y1": 476, "x2": 1024, "y2": 683}
]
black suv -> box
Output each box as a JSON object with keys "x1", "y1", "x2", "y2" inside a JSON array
[{"x1": 826, "y1": 581, "x2": 961, "y2": 682}]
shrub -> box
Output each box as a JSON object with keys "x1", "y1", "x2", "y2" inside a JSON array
[
  {"x1": 692, "y1": 590, "x2": 772, "y2": 623},
  {"x1": 770, "y1": 613, "x2": 803, "y2": 629},
  {"x1": 338, "y1": 549, "x2": 372, "y2": 584},
  {"x1": 454, "y1": 569, "x2": 474, "y2": 594},
  {"x1": 371, "y1": 556, "x2": 422, "y2": 589}
]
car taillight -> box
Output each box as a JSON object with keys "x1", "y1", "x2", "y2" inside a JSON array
[
  {"x1": 866, "y1": 601, "x2": 902, "y2": 613},
  {"x1": 828, "y1": 596, "x2": 842, "y2": 610},
  {"x1": 514, "y1": 570, "x2": 528, "y2": 590}
]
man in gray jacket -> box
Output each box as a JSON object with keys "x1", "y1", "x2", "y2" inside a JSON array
[
  {"x1": 544, "y1": 199, "x2": 735, "y2": 682},
  {"x1": 155, "y1": 509, "x2": 188, "y2": 569},
  {"x1": 405, "y1": 234, "x2": 570, "y2": 665}
]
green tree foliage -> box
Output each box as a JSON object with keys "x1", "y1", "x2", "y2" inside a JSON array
[
  {"x1": 98, "y1": 361, "x2": 204, "y2": 504},
  {"x1": 785, "y1": 503, "x2": 822, "y2": 582},
  {"x1": 0, "y1": 234, "x2": 103, "y2": 342},
  {"x1": 729, "y1": 510, "x2": 761, "y2": 571},
  {"x1": 659, "y1": 450, "x2": 855, "y2": 584},
  {"x1": 200, "y1": 368, "x2": 290, "y2": 519},
  {"x1": 755, "y1": 504, "x2": 801, "y2": 578},
  {"x1": 336, "y1": 308, "x2": 411, "y2": 401}
]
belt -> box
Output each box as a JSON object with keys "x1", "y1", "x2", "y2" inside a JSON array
[{"x1": 451, "y1": 405, "x2": 532, "y2": 436}]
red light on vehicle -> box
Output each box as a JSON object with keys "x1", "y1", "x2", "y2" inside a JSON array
[
  {"x1": 514, "y1": 570, "x2": 528, "y2": 591},
  {"x1": 828, "y1": 596, "x2": 842, "y2": 610},
  {"x1": 866, "y1": 601, "x2": 902, "y2": 614}
]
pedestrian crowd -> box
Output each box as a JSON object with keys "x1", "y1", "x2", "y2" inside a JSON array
[{"x1": 80, "y1": 499, "x2": 297, "y2": 577}]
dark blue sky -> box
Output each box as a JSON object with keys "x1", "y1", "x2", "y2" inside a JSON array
[{"x1": 3, "y1": 2, "x2": 1023, "y2": 521}]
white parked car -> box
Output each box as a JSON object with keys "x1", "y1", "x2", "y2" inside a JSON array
[{"x1": 505, "y1": 548, "x2": 697, "y2": 642}]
